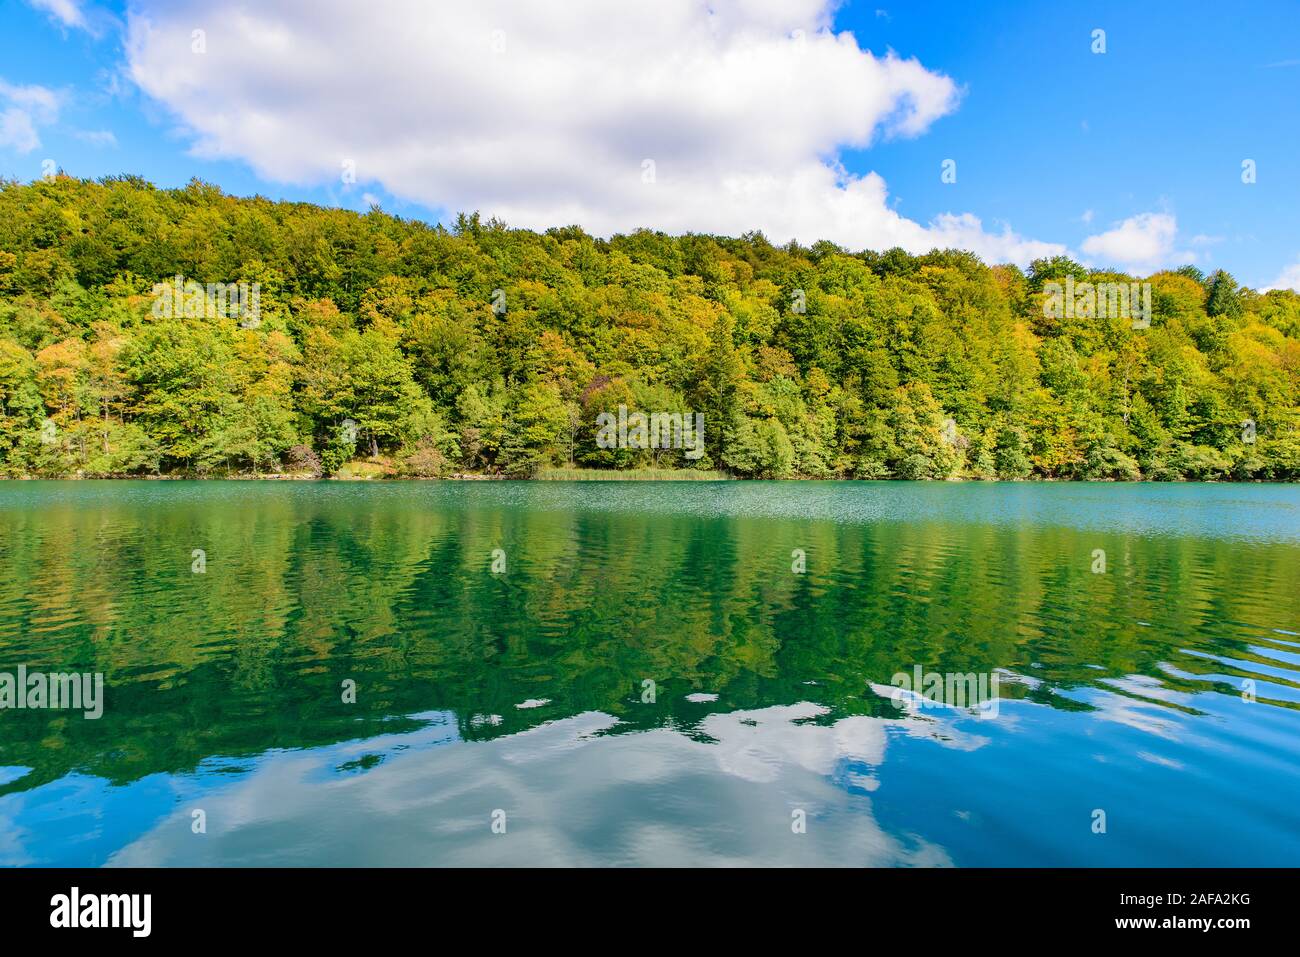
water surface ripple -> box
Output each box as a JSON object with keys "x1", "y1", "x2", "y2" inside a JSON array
[{"x1": 0, "y1": 480, "x2": 1297, "y2": 866}]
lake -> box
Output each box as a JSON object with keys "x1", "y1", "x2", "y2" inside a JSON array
[{"x1": 1, "y1": 480, "x2": 1298, "y2": 866}]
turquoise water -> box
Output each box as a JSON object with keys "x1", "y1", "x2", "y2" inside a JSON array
[{"x1": 0, "y1": 480, "x2": 1298, "y2": 866}]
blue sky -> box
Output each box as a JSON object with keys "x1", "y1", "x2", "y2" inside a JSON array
[{"x1": 1, "y1": 0, "x2": 1297, "y2": 288}]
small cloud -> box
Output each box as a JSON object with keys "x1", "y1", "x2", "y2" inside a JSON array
[
  {"x1": 0, "y1": 80, "x2": 60, "y2": 122},
  {"x1": 1081, "y1": 211, "x2": 1192, "y2": 273},
  {"x1": 100, "y1": 68, "x2": 130, "y2": 100},
  {"x1": 0, "y1": 79, "x2": 61, "y2": 154},
  {"x1": 1080, "y1": 209, "x2": 1094, "y2": 224},
  {"x1": 27, "y1": 0, "x2": 89, "y2": 31},
  {"x1": 0, "y1": 109, "x2": 41, "y2": 154},
  {"x1": 27, "y1": 1, "x2": 112, "y2": 39},
  {"x1": 74, "y1": 129, "x2": 117, "y2": 148},
  {"x1": 1263, "y1": 58, "x2": 1300, "y2": 68},
  {"x1": 1262, "y1": 257, "x2": 1300, "y2": 293}
]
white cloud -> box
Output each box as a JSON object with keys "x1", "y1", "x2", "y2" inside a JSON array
[
  {"x1": 124, "y1": 0, "x2": 1063, "y2": 265},
  {"x1": 26, "y1": 0, "x2": 89, "y2": 31},
  {"x1": 0, "y1": 109, "x2": 41, "y2": 154},
  {"x1": 1262, "y1": 258, "x2": 1300, "y2": 293},
  {"x1": 1080, "y1": 212, "x2": 1192, "y2": 273},
  {"x1": 0, "y1": 80, "x2": 61, "y2": 154},
  {"x1": 74, "y1": 129, "x2": 118, "y2": 148},
  {"x1": 0, "y1": 81, "x2": 60, "y2": 121}
]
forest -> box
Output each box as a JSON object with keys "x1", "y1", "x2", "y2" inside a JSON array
[{"x1": 1, "y1": 174, "x2": 1297, "y2": 480}]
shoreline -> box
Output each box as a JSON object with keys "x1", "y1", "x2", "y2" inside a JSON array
[{"x1": 0, "y1": 473, "x2": 1289, "y2": 484}]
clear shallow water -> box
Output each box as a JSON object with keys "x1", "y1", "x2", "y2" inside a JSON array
[{"x1": 0, "y1": 480, "x2": 1298, "y2": 866}]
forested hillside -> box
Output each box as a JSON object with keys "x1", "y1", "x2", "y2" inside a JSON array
[{"x1": 1, "y1": 175, "x2": 1297, "y2": 480}]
